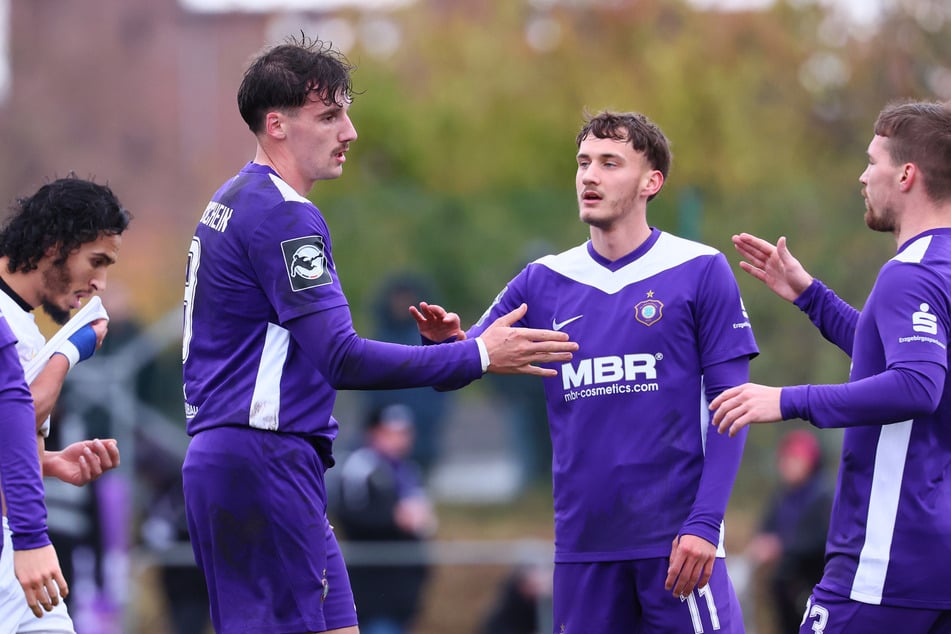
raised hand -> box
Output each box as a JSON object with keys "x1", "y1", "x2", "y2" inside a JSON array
[
  {"x1": 43, "y1": 438, "x2": 120, "y2": 486},
  {"x1": 14, "y1": 545, "x2": 68, "y2": 617},
  {"x1": 479, "y1": 303, "x2": 578, "y2": 377},
  {"x1": 732, "y1": 234, "x2": 813, "y2": 302},
  {"x1": 410, "y1": 302, "x2": 466, "y2": 342}
]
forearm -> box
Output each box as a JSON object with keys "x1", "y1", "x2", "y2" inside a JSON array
[
  {"x1": 682, "y1": 357, "x2": 750, "y2": 545},
  {"x1": 780, "y1": 361, "x2": 944, "y2": 428},
  {"x1": 28, "y1": 355, "x2": 69, "y2": 428},
  {"x1": 794, "y1": 279, "x2": 860, "y2": 356},
  {"x1": 287, "y1": 307, "x2": 484, "y2": 390}
]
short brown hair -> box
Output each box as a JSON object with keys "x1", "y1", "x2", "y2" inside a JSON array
[{"x1": 874, "y1": 100, "x2": 951, "y2": 203}]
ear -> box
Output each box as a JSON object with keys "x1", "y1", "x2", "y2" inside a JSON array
[
  {"x1": 898, "y1": 163, "x2": 916, "y2": 193},
  {"x1": 264, "y1": 111, "x2": 286, "y2": 140},
  {"x1": 643, "y1": 170, "x2": 664, "y2": 198}
]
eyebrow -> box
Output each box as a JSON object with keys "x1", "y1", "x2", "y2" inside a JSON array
[
  {"x1": 93, "y1": 251, "x2": 118, "y2": 265},
  {"x1": 577, "y1": 152, "x2": 625, "y2": 161}
]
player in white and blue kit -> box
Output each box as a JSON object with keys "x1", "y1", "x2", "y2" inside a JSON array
[
  {"x1": 180, "y1": 36, "x2": 577, "y2": 634},
  {"x1": 414, "y1": 111, "x2": 758, "y2": 633},
  {"x1": 713, "y1": 101, "x2": 951, "y2": 633}
]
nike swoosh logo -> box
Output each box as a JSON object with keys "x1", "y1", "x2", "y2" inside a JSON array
[{"x1": 552, "y1": 315, "x2": 583, "y2": 331}]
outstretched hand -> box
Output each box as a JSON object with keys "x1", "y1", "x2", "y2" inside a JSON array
[
  {"x1": 709, "y1": 383, "x2": 783, "y2": 436},
  {"x1": 410, "y1": 302, "x2": 466, "y2": 342},
  {"x1": 732, "y1": 233, "x2": 813, "y2": 302},
  {"x1": 480, "y1": 303, "x2": 578, "y2": 377}
]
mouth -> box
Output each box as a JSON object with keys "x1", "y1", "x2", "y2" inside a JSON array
[
  {"x1": 581, "y1": 190, "x2": 602, "y2": 204},
  {"x1": 334, "y1": 146, "x2": 349, "y2": 163}
]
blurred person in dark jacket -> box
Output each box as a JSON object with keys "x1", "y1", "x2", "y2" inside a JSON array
[
  {"x1": 363, "y1": 273, "x2": 450, "y2": 477},
  {"x1": 747, "y1": 429, "x2": 832, "y2": 632},
  {"x1": 336, "y1": 404, "x2": 435, "y2": 634}
]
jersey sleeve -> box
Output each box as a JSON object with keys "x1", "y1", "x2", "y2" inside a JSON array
[
  {"x1": 0, "y1": 320, "x2": 50, "y2": 550},
  {"x1": 680, "y1": 356, "x2": 750, "y2": 546},
  {"x1": 246, "y1": 200, "x2": 349, "y2": 324},
  {"x1": 793, "y1": 279, "x2": 860, "y2": 356},
  {"x1": 285, "y1": 304, "x2": 484, "y2": 390},
  {"x1": 781, "y1": 263, "x2": 948, "y2": 428},
  {"x1": 697, "y1": 253, "x2": 759, "y2": 367}
]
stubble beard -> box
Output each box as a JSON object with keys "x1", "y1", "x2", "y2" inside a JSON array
[
  {"x1": 864, "y1": 201, "x2": 896, "y2": 234},
  {"x1": 40, "y1": 261, "x2": 73, "y2": 325}
]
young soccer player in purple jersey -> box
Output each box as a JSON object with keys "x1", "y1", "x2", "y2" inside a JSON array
[
  {"x1": 0, "y1": 313, "x2": 68, "y2": 620},
  {"x1": 413, "y1": 111, "x2": 759, "y2": 633},
  {"x1": 180, "y1": 35, "x2": 577, "y2": 634},
  {"x1": 712, "y1": 100, "x2": 951, "y2": 633}
]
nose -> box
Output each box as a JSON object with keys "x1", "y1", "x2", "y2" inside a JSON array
[
  {"x1": 580, "y1": 165, "x2": 598, "y2": 185},
  {"x1": 858, "y1": 167, "x2": 869, "y2": 185},
  {"x1": 90, "y1": 270, "x2": 107, "y2": 293},
  {"x1": 341, "y1": 114, "x2": 357, "y2": 143}
]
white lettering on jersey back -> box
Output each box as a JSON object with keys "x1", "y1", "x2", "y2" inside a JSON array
[
  {"x1": 199, "y1": 201, "x2": 234, "y2": 233},
  {"x1": 535, "y1": 232, "x2": 718, "y2": 294},
  {"x1": 249, "y1": 322, "x2": 289, "y2": 431}
]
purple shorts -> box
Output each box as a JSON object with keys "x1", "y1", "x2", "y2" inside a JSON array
[
  {"x1": 183, "y1": 426, "x2": 357, "y2": 634},
  {"x1": 800, "y1": 585, "x2": 951, "y2": 634},
  {"x1": 552, "y1": 557, "x2": 744, "y2": 633}
]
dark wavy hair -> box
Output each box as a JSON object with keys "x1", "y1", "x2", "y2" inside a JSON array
[
  {"x1": 238, "y1": 34, "x2": 356, "y2": 134},
  {"x1": 0, "y1": 176, "x2": 131, "y2": 274},
  {"x1": 576, "y1": 111, "x2": 672, "y2": 202}
]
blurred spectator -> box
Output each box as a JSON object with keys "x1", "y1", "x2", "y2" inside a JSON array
[
  {"x1": 335, "y1": 404, "x2": 436, "y2": 634},
  {"x1": 362, "y1": 273, "x2": 450, "y2": 476},
  {"x1": 747, "y1": 429, "x2": 832, "y2": 632},
  {"x1": 478, "y1": 565, "x2": 550, "y2": 634},
  {"x1": 484, "y1": 241, "x2": 554, "y2": 489},
  {"x1": 138, "y1": 432, "x2": 210, "y2": 634}
]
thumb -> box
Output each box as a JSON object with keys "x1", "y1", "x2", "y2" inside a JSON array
[
  {"x1": 776, "y1": 236, "x2": 791, "y2": 262},
  {"x1": 493, "y1": 303, "x2": 527, "y2": 327}
]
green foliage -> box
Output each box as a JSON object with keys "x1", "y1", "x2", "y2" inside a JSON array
[{"x1": 314, "y1": 0, "x2": 949, "y2": 386}]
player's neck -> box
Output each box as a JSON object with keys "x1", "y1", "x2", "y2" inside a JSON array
[
  {"x1": 589, "y1": 221, "x2": 652, "y2": 262},
  {"x1": 0, "y1": 259, "x2": 38, "y2": 310},
  {"x1": 895, "y1": 199, "x2": 951, "y2": 250},
  {"x1": 253, "y1": 146, "x2": 313, "y2": 197}
]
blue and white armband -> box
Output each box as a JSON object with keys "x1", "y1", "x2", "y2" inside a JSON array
[{"x1": 53, "y1": 323, "x2": 98, "y2": 369}]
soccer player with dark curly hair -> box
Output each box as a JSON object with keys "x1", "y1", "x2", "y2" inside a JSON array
[{"x1": 0, "y1": 175, "x2": 129, "y2": 633}]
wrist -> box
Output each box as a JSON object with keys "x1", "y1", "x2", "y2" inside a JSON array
[{"x1": 53, "y1": 343, "x2": 80, "y2": 370}]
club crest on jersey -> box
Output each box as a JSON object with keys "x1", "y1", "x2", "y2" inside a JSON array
[
  {"x1": 281, "y1": 235, "x2": 332, "y2": 291},
  {"x1": 634, "y1": 295, "x2": 664, "y2": 326}
]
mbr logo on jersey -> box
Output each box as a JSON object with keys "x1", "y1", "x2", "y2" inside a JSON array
[{"x1": 282, "y1": 235, "x2": 332, "y2": 291}]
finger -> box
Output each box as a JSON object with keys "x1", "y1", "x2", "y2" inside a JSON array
[
  {"x1": 665, "y1": 547, "x2": 683, "y2": 591},
  {"x1": 676, "y1": 559, "x2": 702, "y2": 596},
  {"x1": 408, "y1": 305, "x2": 425, "y2": 323},
  {"x1": 517, "y1": 365, "x2": 559, "y2": 378},
  {"x1": 22, "y1": 588, "x2": 42, "y2": 618},
  {"x1": 698, "y1": 558, "x2": 715, "y2": 589},
  {"x1": 54, "y1": 571, "x2": 68, "y2": 599},
  {"x1": 737, "y1": 261, "x2": 768, "y2": 284},
  {"x1": 493, "y1": 303, "x2": 528, "y2": 327}
]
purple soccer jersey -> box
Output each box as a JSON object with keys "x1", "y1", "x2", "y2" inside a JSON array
[
  {"x1": 0, "y1": 314, "x2": 48, "y2": 552},
  {"x1": 783, "y1": 229, "x2": 951, "y2": 611},
  {"x1": 182, "y1": 162, "x2": 481, "y2": 443},
  {"x1": 181, "y1": 162, "x2": 486, "y2": 633},
  {"x1": 467, "y1": 229, "x2": 759, "y2": 562}
]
